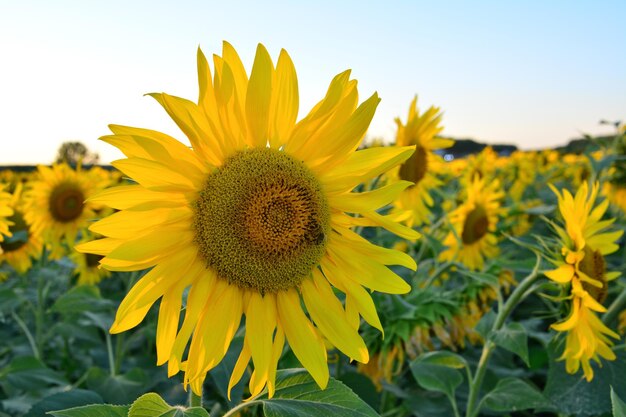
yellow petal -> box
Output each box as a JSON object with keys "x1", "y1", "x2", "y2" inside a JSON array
[
  {"x1": 245, "y1": 44, "x2": 274, "y2": 148},
  {"x1": 328, "y1": 181, "x2": 413, "y2": 213},
  {"x1": 269, "y1": 49, "x2": 298, "y2": 149},
  {"x1": 301, "y1": 271, "x2": 369, "y2": 363},
  {"x1": 544, "y1": 264, "x2": 575, "y2": 284},
  {"x1": 110, "y1": 250, "x2": 196, "y2": 333},
  {"x1": 87, "y1": 185, "x2": 188, "y2": 210},
  {"x1": 276, "y1": 289, "x2": 328, "y2": 389},
  {"x1": 246, "y1": 292, "x2": 277, "y2": 392},
  {"x1": 228, "y1": 341, "x2": 251, "y2": 400}
]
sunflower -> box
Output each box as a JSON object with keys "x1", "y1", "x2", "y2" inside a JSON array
[
  {"x1": 0, "y1": 183, "x2": 43, "y2": 274},
  {"x1": 0, "y1": 185, "x2": 13, "y2": 245},
  {"x1": 439, "y1": 175, "x2": 504, "y2": 270},
  {"x1": 387, "y1": 97, "x2": 453, "y2": 226},
  {"x1": 70, "y1": 234, "x2": 111, "y2": 285},
  {"x1": 461, "y1": 146, "x2": 498, "y2": 186},
  {"x1": 545, "y1": 182, "x2": 623, "y2": 381},
  {"x1": 26, "y1": 163, "x2": 109, "y2": 258},
  {"x1": 77, "y1": 42, "x2": 419, "y2": 397}
]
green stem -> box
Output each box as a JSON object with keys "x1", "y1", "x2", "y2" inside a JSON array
[
  {"x1": 34, "y1": 274, "x2": 45, "y2": 360},
  {"x1": 603, "y1": 285, "x2": 626, "y2": 326},
  {"x1": 189, "y1": 388, "x2": 203, "y2": 408},
  {"x1": 465, "y1": 254, "x2": 541, "y2": 417},
  {"x1": 105, "y1": 332, "x2": 116, "y2": 377},
  {"x1": 11, "y1": 311, "x2": 39, "y2": 360},
  {"x1": 423, "y1": 261, "x2": 455, "y2": 288},
  {"x1": 222, "y1": 399, "x2": 263, "y2": 417},
  {"x1": 448, "y1": 393, "x2": 461, "y2": 417},
  {"x1": 114, "y1": 333, "x2": 124, "y2": 375}
]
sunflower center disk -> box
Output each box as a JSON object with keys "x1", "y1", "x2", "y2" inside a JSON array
[
  {"x1": 399, "y1": 145, "x2": 428, "y2": 186},
  {"x1": 462, "y1": 205, "x2": 489, "y2": 245},
  {"x1": 49, "y1": 183, "x2": 85, "y2": 222},
  {"x1": 193, "y1": 148, "x2": 330, "y2": 293},
  {"x1": 580, "y1": 247, "x2": 607, "y2": 303},
  {"x1": 1, "y1": 211, "x2": 29, "y2": 252}
]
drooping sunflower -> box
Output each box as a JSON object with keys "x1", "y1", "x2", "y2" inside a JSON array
[
  {"x1": 0, "y1": 185, "x2": 13, "y2": 245},
  {"x1": 439, "y1": 175, "x2": 504, "y2": 270},
  {"x1": 0, "y1": 183, "x2": 43, "y2": 274},
  {"x1": 388, "y1": 96, "x2": 454, "y2": 226},
  {"x1": 26, "y1": 163, "x2": 109, "y2": 258},
  {"x1": 545, "y1": 182, "x2": 623, "y2": 381},
  {"x1": 77, "y1": 42, "x2": 419, "y2": 397}
]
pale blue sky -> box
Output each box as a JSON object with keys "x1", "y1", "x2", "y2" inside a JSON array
[{"x1": 1, "y1": 0, "x2": 625, "y2": 164}]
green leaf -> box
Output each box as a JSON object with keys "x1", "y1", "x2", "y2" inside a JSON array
[
  {"x1": 544, "y1": 341, "x2": 626, "y2": 416},
  {"x1": 413, "y1": 351, "x2": 467, "y2": 370},
  {"x1": 258, "y1": 369, "x2": 378, "y2": 417},
  {"x1": 51, "y1": 285, "x2": 113, "y2": 314},
  {"x1": 410, "y1": 355, "x2": 463, "y2": 398},
  {"x1": 482, "y1": 377, "x2": 548, "y2": 412},
  {"x1": 524, "y1": 205, "x2": 555, "y2": 215},
  {"x1": 0, "y1": 287, "x2": 21, "y2": 312},
  {"x1": 612, "y1": 387, "x2": 626, "y2": 417},
  {"x1": 87, "y1": 368, "x2": 149, "y2": 404},
  {"x1": 338, "y1": 371, "x2": 380, "y2": 411},
  {"x1": 48, "y1": 404, "x2": 129, "y2": 417},
  {"x1": 0, "y1": 356, "x2": 68, "y2": 390},
  {"x1": 128, "y1": 393, "x2": 209, "y2": 417},
  {"x1": 24, "y1": 389, "x2": 103, "y2": 417},
  {"x1": 491, "y1": 322, "x2": 529, "y2": 366},
  {"x1": 475, "y1": 310, "x2": 496, "y2": 339}
]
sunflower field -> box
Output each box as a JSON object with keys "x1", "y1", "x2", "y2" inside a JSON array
[{"x1": 1, "y1": 43, "x2": 625, "y2": 417}]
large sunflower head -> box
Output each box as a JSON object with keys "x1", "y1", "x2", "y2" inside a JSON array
[
  {"x1": 388, "y1": 96, "x2": 453, "y2": 226},
  {"x1": 77, "y1": 42, "x2": 420, "y2": 397},
  {"x1": 439, "y1": 175, "x2": 504, "y2": 271},
  {"x1": 544, "y1": 182, "x2": 623, "y2": 381},
  {"x1": 25, "y1": 163, "x2": 110, "y2": 258},
  {"x1": 0, "y1": 183, "x2": 43, "y2": 274}
]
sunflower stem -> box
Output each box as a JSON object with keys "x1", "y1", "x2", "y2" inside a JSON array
[
  {"x1": 222, "y1": 399, "x2": 263, "y2": 417},
  {"x1": 105, "y1": 331, "x2": 115, "y2": 377},
  {"x1": 465, "y1": 254, "x2": 541, "y2": 417},
  {"x1": 34, "y1": 271, "x2": 46, "y2": 360},
  {"x1": 189, "y1": 389, "x2": 203, "y2": 408},
  {"x1": 602, "y1": 284, "x2": 626, "y2": 326},
  {"x1": 11, "y1": 311, "x2": 39, "y2": 360}
]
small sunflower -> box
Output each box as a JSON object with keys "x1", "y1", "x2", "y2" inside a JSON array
[
  {"x1": 77, "y1": 42, "x2": 419, "y2": 397},
  {"x1": 545, "y1": 182, "x2": 623, "y2": 381},
  {"x1": 70, "y1": 234, "x2": 110, "y2": 285},
  {"x1": 26, "y1": 163, "x2": 109, "y2": 258},
  {"x1": 461, "y1": 146, "x2": 498, "y2": 186},
  {"x1": 0, "y1": 185, "x2": 13, "y2": 245},
  {"x1": 0, "y1": 183, "x2": 43, "y2": 274},
  {"x1": 388, "y1": 97, "x2": 453, "y2": 226},
  {"x1": 440, "y1": 175, "x2": 504, "y2": 270}
]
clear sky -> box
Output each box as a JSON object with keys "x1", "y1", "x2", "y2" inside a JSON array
[{"x1": 1, "y1": 0, "x2": 625, "y2": 164}]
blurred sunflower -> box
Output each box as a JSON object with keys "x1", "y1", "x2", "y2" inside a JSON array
[
  {"x1": 387, "y1": 96, "x2": 453, "y2": 226},
  {"x1": 0, "y1": 185, "x2": 13, "y2": 245},
  {"x1": 440, "y1": 175, "x2": 504, "y2": 270},
  {"x1": 70, "y1": 234, "x2": 110, "y2": 285},
  {"x1": 77, "y1": 42, "x2": 419, "y2": 397},
  {"x1": 0, "y1": 183, "x2": 43, "y2": 274},
  {"x1": 461, "y1": 146, "x2": 498, "y2": 185},
  {"x1": 26, "y1": 163, "x2": 109, "y2": 258},
  {"x1": 545, "y1": 182, "x2": 623, "y2": 381}
]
